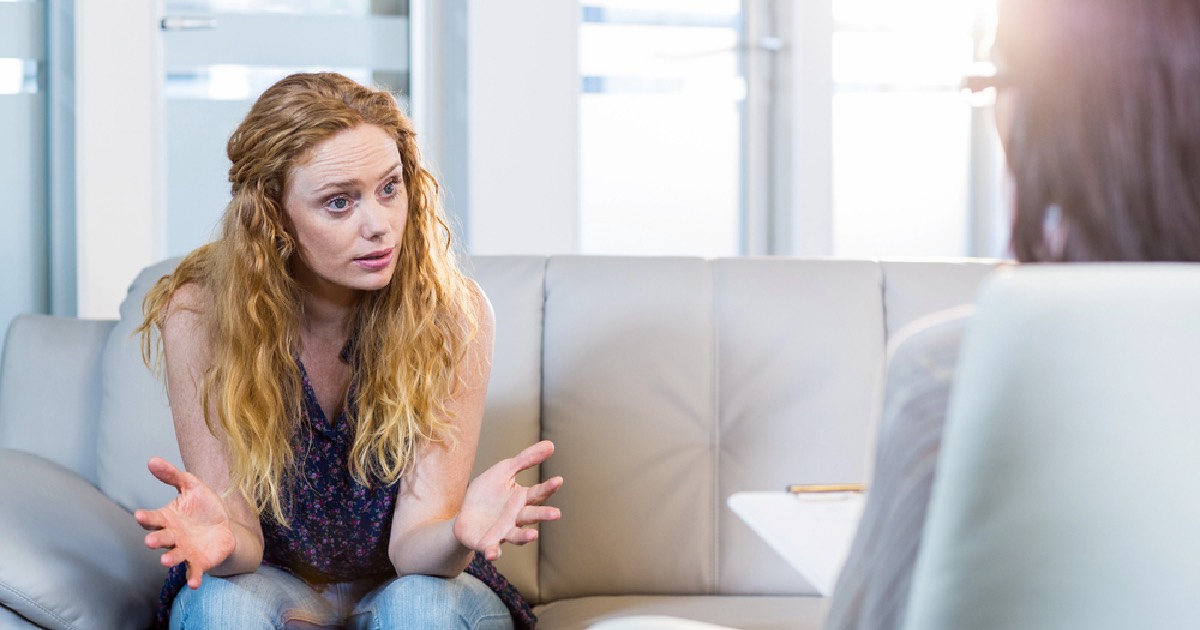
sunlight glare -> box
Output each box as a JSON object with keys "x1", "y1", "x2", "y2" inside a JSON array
[
  {"x1": 832, "y1": 0, "x2": 998, "y2": 88},
  {"x1": 0, "y1": 59, "x2": 23, "y2": 95}
]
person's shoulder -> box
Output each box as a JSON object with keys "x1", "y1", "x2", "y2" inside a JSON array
[
  {"x1": 874, "y1": 306, "x2": 973, "y2": 449},
  {"x1": 159, "y1": 282, "x2": 214, "y2": 346},
  {"x1": 464, "y1": 278, "x2": 495, "y2": 340},
  {"x1": 165, "y1": 282, "x2": 211, "y2": 319}
]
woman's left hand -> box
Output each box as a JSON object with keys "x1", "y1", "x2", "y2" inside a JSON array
[{"x1": 453, "y1": 440, "x2": 563, "y2": 561}]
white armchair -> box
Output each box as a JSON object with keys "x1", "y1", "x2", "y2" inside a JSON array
[{"x1": 906, "y1": 264, "x2": 1200, "y2": 630}]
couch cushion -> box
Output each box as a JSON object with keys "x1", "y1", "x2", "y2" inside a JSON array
[
  {"x1": 95, "y1": 258, "x2": 184, "y2": 513},
  {"x1": 0, "y1": 315, "x2": 115, "y2": 484},
  {"x1": 588, "y1": 616, "x2": 737, "y2": 629},
  {"x1": 0, "y1": 449, "x2": 165, "y2": 630},
  {"x1": 540, "y1": 257, "x2": 717, "y2": 599},
  {"x1": 533, "y1": 595, "x2": 828, "y2": 630}
]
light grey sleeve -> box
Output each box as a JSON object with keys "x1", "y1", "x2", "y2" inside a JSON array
[{"x1": 824, "y1": 311, "x2": 969, "y2": 630}]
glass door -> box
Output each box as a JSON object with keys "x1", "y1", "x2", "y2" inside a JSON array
[
  {"x1": 0, "y1": 0, "x2": 48, "y2": 347},
  {"x1": 160, "y1": 0, "x2": 409, "y2": 257}
]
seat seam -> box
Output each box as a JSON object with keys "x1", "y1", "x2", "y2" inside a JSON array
[
  {"x1": 536, "y1": 254, "x2": 549, "y2": 605},
  {"x1": 710, "y1": 259, "x2": 721, "y2": 595},
  {"x1": 0, "y1": 580, "x2": 82, "y2": 630}
]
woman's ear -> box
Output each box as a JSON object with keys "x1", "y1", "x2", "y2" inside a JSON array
[{"x1": 1040, "y1": 204, "x2": 1068, "y2": 261}]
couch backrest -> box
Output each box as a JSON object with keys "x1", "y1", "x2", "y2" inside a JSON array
[
  {"x1": 0, "y1": 314, "x2": 115, "y2": 483},
  {"x1": 95, "y1": 258, "x2": 187, "y2": 515},
  {"x1": 530, "y1": 257, "x2": 997, "y2": 601},
  {"x1": 0, "y1": 254, "x2": 996, "y2": 606}
]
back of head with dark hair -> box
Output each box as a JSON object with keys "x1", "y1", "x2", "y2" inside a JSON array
[{"x1": 998, "y1": 0, "x2": 1200, "y2": 262}]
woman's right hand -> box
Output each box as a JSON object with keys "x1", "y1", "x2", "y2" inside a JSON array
[{"x1": 134, "y1": 457, "x2": 237, "y2": 590}]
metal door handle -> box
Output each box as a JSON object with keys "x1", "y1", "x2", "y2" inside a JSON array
[{"x1": 160, "y1": 16, "x2": 218, "y2": 31}]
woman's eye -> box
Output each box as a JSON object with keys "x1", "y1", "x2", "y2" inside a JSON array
[
  {"x1": 382, "y1": 181, "x2": 397, "y2": 197},
  {"x1": 327, "y1": 197, "x2": 352, "y2": 212}
]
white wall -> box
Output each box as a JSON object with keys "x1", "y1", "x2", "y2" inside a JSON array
[
  {"x1": 74, "y1": 0, "x2": 163, "y2": 319},
  {"x1": 782, "y1": 0, "x2": 834, "y2": 256},
  {"x1": 466, "y1": 1, "x2": 579, "y2": 255}
]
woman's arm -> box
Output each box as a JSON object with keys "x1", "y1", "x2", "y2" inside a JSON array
[
  {"x1": 133, "y1": 284, "x2": 265, "y2": 589},
  {"x1": 824, "y1": 311, "x2": 969, "y2": 630},
  {"x1": 387, "y1": 284, "x2": 562, "y2": 577}
]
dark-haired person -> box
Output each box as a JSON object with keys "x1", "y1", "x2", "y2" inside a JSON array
[
  {"x1": 826, "y1": 0, "x2": 1200, "y2": 628},
  {"x1": 133, "y1": 72, "x2": 562, "y2": 629}
]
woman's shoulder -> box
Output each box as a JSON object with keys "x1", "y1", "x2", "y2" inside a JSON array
[
  {"x1": 164, "y1": 282, "x2": 212, "y2": 320},
  {"x1": 450, "y1": 278, "x2": 494, "y2": 345},
  {"x1": 159, "y1": 282, "x2": 215, "y2": 348},
  {"x1": 875, "y1": 306, "x2": 973, "y2": 443},
  {"x1": 466, "y1": 278, "x2": 494, "y2": 324}
]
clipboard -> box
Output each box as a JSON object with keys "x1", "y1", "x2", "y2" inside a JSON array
[{"x1": 727, "y1": 489, "x2": 865, "y2": 596}]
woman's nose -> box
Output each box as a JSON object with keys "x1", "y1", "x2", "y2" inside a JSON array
[{"x1": 359, "y1": 200, "x2": 389, "y2": 239}]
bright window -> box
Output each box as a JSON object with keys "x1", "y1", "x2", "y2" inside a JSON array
[
  {"x1": 577, "y1": 0, "x2": 1004, "y2": 258},
  {"x1": 579, "y1": 1, "x2": 742, "y2": 256},
  {"x1": 831, "y1": 0, "x2": 1000, "y2": 258}
]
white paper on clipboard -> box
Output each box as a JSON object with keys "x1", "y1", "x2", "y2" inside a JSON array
[{"x1": 727, "y1": 490, "x2": 865, "y2": 596}]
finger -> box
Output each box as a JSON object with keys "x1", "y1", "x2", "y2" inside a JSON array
[
  {"x1": 147, "y1": 457, "x2": 190, "y2": 492},
  {"x1": 505, "y1": 441, "x2": 555, "y2": 476},
  {"x1": 134, "y1": 509, "x2": 166, "y2": 531},
  {"x1": 484, "y1": 545, "x2": 502, "y2": 561},
  {"x1": 502, "y1": 526, "x2": 539, "y2": 545},
  {"x1": 145, "y1": 530, "x2": 177, "y2": 550},
  {"x1": 514, "y1": 505, "x2": 561, "y2": 527},
  {"x1": 525, "y1": 476, "x2": 564, "y2": 506},
  {"x1": 186, "y1": 561, "x2": 203, "y2": 590}
]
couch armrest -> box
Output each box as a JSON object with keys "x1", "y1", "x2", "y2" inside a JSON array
[
  {"x1": 0, "y1": 449, "x2": 166, "y2": 630},
  {"x1": 0, "y1": 315, "x2": 116, "y2": 483}
]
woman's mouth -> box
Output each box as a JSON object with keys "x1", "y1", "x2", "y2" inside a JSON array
[{"x1": 354, "y1": 248, "x2": 394, "y2": 270}]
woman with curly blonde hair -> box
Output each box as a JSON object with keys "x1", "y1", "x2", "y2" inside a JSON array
[{"x1": 132, "y1": 72, "x2": 561, "y2": 629}]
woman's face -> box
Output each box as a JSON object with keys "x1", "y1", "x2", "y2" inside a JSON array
[{"x1": 283, "y1": 124, "x2": 408, "y2": 301}]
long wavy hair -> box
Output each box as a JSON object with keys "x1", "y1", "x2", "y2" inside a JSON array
[
  {"x1": 999, "y1": 0, "x2": 1200, "y2": 262},
  {"x1": 135, "y1": 73, "x2": 478, "y2": 524}
]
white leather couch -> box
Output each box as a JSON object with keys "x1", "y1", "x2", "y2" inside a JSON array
[{"x1": 0, "y1": 255, "x2": 996, "y2": 630}]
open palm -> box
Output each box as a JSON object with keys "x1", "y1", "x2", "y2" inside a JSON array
[
  {"x1": 134, "y1": 457, "x2": 236, "y2": 589},
  {"x1": 454, "y1": 441, "x2": 564, "y2": 561}
]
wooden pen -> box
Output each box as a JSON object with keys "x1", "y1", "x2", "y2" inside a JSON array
[{"x1": 785, "y1": 483, "x2": 866, "y2": 494}]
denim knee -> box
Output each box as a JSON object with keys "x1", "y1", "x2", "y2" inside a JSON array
[
  {"x1": 170, "y1": 567, "x2": 338, "y2": 630},
  {"x1": 350, "y1": 573, "x2": 512, "y2": 630},
  {"x1": 171, "y1": 575, "x2": 276, "y2": 629}
]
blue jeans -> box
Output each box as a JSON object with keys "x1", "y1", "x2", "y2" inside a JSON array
[{"x1": 169, "y1": 565, "x2": 513, "y2": 630}]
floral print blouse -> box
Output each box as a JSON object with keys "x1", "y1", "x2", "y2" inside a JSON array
[{"x1": 153, "y1": 347, "x2": 535, "y2": 629}]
